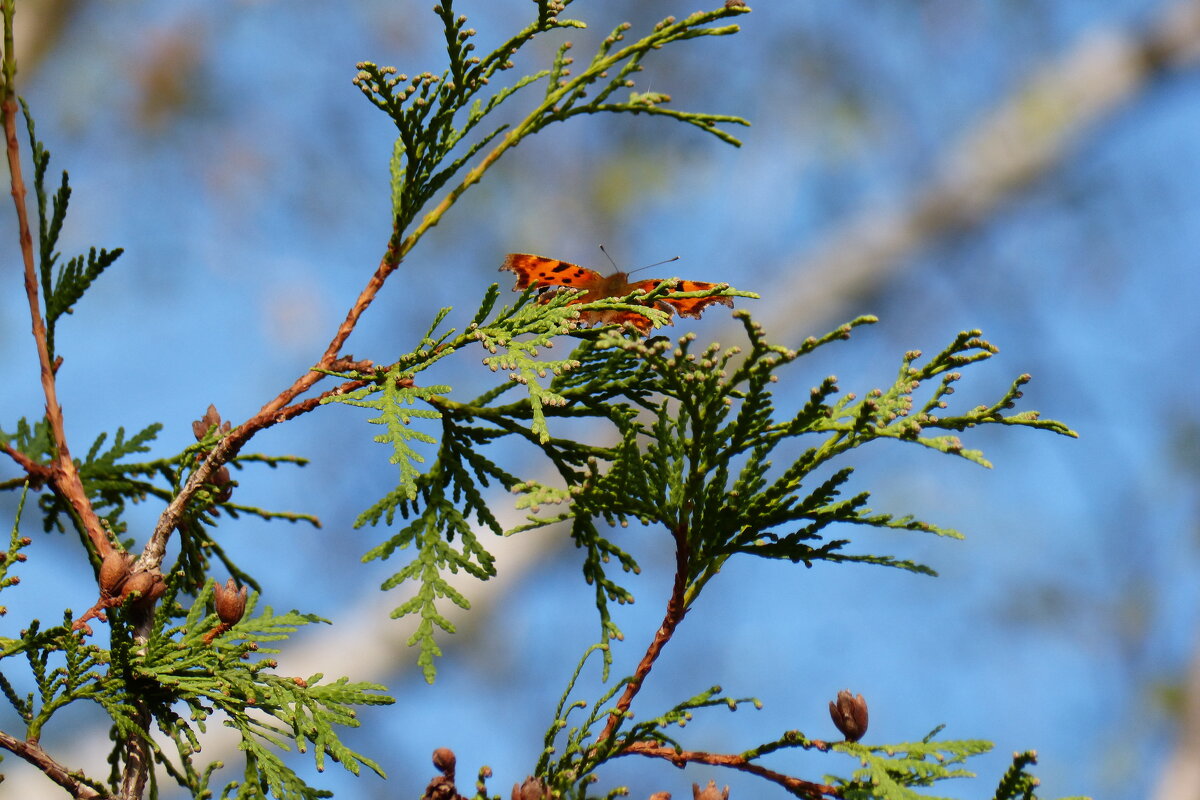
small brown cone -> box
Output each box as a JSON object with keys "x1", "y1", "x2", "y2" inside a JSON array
[
  {"x1": 214, "y1": 578, "x2": 248, "y2": 627},
  {"x1": 692, "y1": 781, "x2": 729, "y2": 800},
  {"x1": 829, "y1": 689, "x2": 869, "y2": 742}
]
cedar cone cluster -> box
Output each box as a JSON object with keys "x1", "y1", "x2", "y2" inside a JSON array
[
  {"x1": 192, "y1": 404, "x2": 234, "y2": 504},
  {"x1": 98, "y1": 549, "x2": 165, "y2": 607}
]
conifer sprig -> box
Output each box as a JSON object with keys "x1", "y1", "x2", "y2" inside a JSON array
[
  {"x1": 354, "y1": 1, "x2": 749, "y2": 260},
  {"x1": 0, "y1": 485, "x2": 32, "y2": 615},
  {"x1": 0, "y1": 585, "x2": 393, "y2": 799},
  {"x1": 827, "y1": 737, "x2": 993, "y2": 800},
  {"x1": 20, "y1": 101, "x2": 123, "y2": 363}
]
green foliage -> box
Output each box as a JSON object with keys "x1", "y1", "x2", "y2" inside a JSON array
[
  {"x1": 331, "y1": 280, "x2": 1073, "y2": 688},
  {"x1": 0, "y1": 485, "x2": 32, "y2": 618},
  {"x1": 0, "y1": 585, "x2": 392, "y2": 800},
  {"x1": 0, "y1": 416, "x2": 55, "y2": 475},
  {"x1": 531, "y1": 648, "x2": 1078, "y2": 800},
  {"x1": 20, "y1": 100, "x2": 123, "y2": 362},
  {"x1": 0, "y1": 0, "x2": 1087, "y2": 797},
  {"x1": 531, "y1": 651, "x2": 1080, "y2": 800},
  {"x1": 489, "y1": 316, "x2": 1070, "y2": 662},
  {"x1": 0, "y1": 412, "x2": 313, "y2": 590},
  {"x1": 353, "y1": 0, "x2": 749, "y2": 253},
  {"x1": 988, "y1": 751, "x2": 1088, "y2": 800},
  {"x1": 135, "y1": 581, "x2": 392, "y2": 798},
  {"x1": 827, "y1": 736, "x2": 992, "y2": 800},
  {"x1": 325, "y1": 281, "x2": 748, "y2": 681},
  {"x1": 533, "y1": 649, "x2": 759, "y2": 796}
]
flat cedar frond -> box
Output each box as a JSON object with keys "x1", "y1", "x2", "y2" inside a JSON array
[
  {"x1": 503, "y1": 318, "x2": 1075, "y2": 602},
  {"x1": 19, "y1": 99, "x2": 122, "y2": 362},
  {"x1": 125, "y1": 584, "x2": 391, "y2": 793},
  {"x1": 362, "y1": 437, "x2": 498, "y2": 682},
  {"x1": 323, "y1": 368, "x2": 447, "y2": 502},
  {"x1": 828, "y1": 737, "x2": 994, "y2": 800}
]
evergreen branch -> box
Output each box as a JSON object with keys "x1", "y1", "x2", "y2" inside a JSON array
[
  {"x1": 537, "y1": 643, "x2": 608, "y2": 776},
  {"x1": 2, "y1": 11, "x2": 111, "y2": 561},
  {"x1": 597, "y1": 520, "x2": 690, "y2": 742},
  {"x1": 144, "y1": 4, "x2": 752, "y2": 571},
  {"x1": 0, "y1": 485, "x2": 33, "y2": 614},
  {"x1": 828, "y1": 737, "x2": 993, "y2": 799},
  {"x1": 43, "y1": 246, "x2": 124, "y2": 358},
  {"x1": 740, "y1": 729, "x2": 834, "y2": 761},
  {"x1": 991, "y1": 751, "x2": 1040, "y2": 800}
]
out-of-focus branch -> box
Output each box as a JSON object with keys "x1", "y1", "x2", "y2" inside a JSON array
[
  {"x1": 0, "y1": 730, "x2": 103, "y2": 800},
  {"x1": 1152, "y1": 646, "x2": 1200, "y2": 800},
  {"x1": 12, "y1": 0, "x2": 78, "y2": 76},
  {"x1": 761, "y1": 0, "x2": 1200, "y2": 336}
]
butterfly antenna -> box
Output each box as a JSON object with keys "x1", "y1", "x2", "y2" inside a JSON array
[
  {"x1": 627, "y1": 255, "x2": 681, "y2": 277},
  {"x1": 599, "y1": 244, "x2": 620, "y2": 271}
]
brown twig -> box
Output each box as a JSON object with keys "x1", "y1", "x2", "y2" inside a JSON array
[
  {"x1": 144, "y1": 120, "x2": 538, "y2": 569},
  {"x1": 140, "y1": 253, "x2": 398, "y2": 571},
  {"x1": 599, "y1": 522, "x2": 693, "y2": 743},
  {"x1": 0, "y1": 729, "x2": 106, "y2": 799},
  {"x1": 618, "y1": 741, "x2": 840, "y2": 799},
  {"x1": 2, "y1": 442, "x2": 53, "y2": 486},
  {"x1": 140, "y1": 371, "x2": 374, "y2": 571},
  {"x1": 2, "y1": 9, "x2": 110, "y2": 560}
]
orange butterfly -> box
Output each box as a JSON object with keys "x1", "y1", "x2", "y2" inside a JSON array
[{"x1": 500, "y1": 252, "x2": 733, "y2": 334}]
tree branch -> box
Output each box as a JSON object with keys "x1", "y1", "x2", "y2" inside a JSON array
[
  {"x1": 599, "y1": 521, "x2": 692, "y2": 743},
  {"x1": 618, "y1": 741, "x2": 839, "y2": 799},
  {"x1": 2, "y1": 0, "x2": 110, "y2": 559},
  {"x1": 0, "y1": 729, "x2": 106, "y2": 800},
  {"x1": 2, "y1": 442, "x2": 53, "y2": 485}
]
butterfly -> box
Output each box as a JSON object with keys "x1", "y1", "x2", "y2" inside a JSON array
[{"x1": 500, "y1": 252, "x2": 733, "y2": 334}]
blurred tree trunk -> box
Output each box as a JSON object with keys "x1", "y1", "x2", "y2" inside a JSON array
[{"x1": 761, "y1": 0, "x2": 1200, "y2": 334}]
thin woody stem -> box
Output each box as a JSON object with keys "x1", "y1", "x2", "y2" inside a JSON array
[
  {"x1": 144, "y1": 78, "x2": 560, "y2": 564},
  {"x1": 141, "y1": 373, "x2": 372, "y2": 570},
  {"x1": 0, "y1": 730, "x2": 105, "y2": 800},
  {"x1": 598, "y1": 521, "x2": 692, "y2": 743},
  {"x1": 2, "y1": 0, "x2": 110, "y2": 560},
  {"x1": 2, "y1": 442, "x2": 53, "y2": 484},
  {"x1": 618, "y1": 741, "x2": 840, "y2": 799}
]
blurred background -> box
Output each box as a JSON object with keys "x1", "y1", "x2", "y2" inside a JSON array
[{"x1": 1, "y1": 1, "x2": 1199, "y2": 798}]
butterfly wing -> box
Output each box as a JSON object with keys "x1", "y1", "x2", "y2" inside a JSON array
[
  {"x1": 501, "y1": 253, "x2": 604, "y2": 292},
  {"x1": 500, "y1": 255, "x2": 732, "y2": 334},
  {"x1": 627, "y1": 279, "x2": 734, "y2": 320}
]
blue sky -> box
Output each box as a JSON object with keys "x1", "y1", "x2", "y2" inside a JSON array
[{"x1": 2, "y1": 2, "x2": 1198, "y2": 799}]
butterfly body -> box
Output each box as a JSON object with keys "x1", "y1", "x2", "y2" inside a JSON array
[{"x1": 500, "y1": 252, "x2": 732, "y2": 333}]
